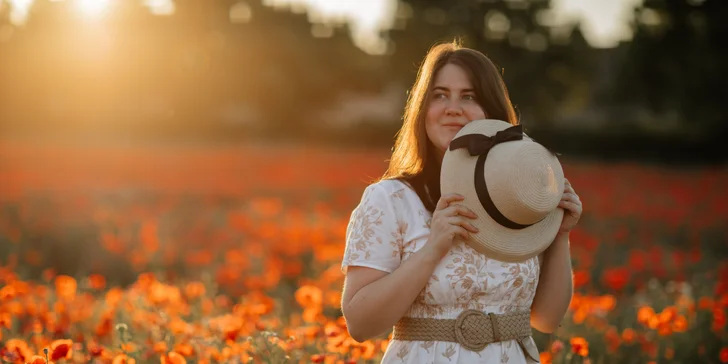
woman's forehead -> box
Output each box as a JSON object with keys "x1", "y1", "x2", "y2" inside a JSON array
[{"x1": 432, "y1": 64, "x2": 473, "y2": 90}]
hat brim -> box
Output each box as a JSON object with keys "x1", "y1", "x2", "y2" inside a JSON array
[{"x1": 440, "y1": 119, "x2": 564, "y2": 262}]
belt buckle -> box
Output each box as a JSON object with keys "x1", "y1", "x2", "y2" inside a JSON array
[{"x1": 454, "y1": 310, "x2": 492, "y2": 352}]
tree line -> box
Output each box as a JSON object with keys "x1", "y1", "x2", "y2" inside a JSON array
[{"x1": 0, "y1": 0, "x2": 725, "y2": 162}]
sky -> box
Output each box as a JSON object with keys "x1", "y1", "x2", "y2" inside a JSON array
[
  {"x1": 282, "y1": 0, "x2": 647, "y2": 53},
  {"x1": 267, "y1": 0, "x2": 646, "y2": 53},
  {"x1": 550, "y1": 0, "x2": 645, "y2": 47},
  {"x1": 4, "y1": 0, "x2": 645, "y2": 54}
]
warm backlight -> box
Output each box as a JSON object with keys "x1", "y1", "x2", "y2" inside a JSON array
[{"x1": 74, "y1": 0, "x2": 111, "y2": 18}]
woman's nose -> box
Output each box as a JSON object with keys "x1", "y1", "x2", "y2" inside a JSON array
[{"x1": 445, "y1": 100, "x2": 463, "y2": 115}]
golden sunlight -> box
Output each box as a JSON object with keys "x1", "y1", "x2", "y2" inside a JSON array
[
  {"x1": 6, "y1": 0, "x2": 34, "y2": 25},
  {"x1": 74, "y1": 0, "x2": 111, "y2": 18}
]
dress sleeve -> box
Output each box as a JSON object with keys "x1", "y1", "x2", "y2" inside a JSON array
[{"x1": 341, "y1": 183, "x2": 403, "y2": 274}]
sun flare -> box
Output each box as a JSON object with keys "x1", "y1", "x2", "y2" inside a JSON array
[{"x1": 75, "y1": 0, "x2": 111, "y2": 18}]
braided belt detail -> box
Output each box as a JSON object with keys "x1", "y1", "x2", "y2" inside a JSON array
[{"x1": 392, "y1": 309, "x2": 532, "y2": 352}]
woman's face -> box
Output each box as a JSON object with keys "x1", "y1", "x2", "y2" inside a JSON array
[{"x1": 425, "y1": 63, "x2": 487, "y2": 161}]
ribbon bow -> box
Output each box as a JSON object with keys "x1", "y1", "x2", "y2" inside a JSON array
[
  {"x1": 446, "y1": 123, "x2": 535, "y2": 230},
  {"x1": 449, "y1": 124, "x2": 524, "y2": 156}
]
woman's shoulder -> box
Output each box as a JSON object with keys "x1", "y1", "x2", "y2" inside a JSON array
[
  {"x1": 356, "y1": 178, "x2": 426, "y2": 219},
  {"x1": 363, "y1": 178, "x2": 414, "y2": 200}
]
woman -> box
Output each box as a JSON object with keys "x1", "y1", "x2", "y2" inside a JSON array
[{"x1": 340, "y1": 41, "x2": 582, "y2": 363}]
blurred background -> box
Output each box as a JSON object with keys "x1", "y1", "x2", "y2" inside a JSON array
[
  {"x1": 0, "y1": 0, "x2": 727, "y2": 363},
  {"x1": 0, "y1": 0, "x2": 726, "y2": 160}
]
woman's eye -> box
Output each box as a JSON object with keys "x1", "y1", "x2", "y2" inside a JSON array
[
  {"x1": 462, "y1": 94, "x2": 475, "y2": 100},
  {"x1": 434, "y1": 93, "x2": 447, "y2": 99}
]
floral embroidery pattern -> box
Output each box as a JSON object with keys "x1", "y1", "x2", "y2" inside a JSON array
[
  {"x1": 393, "y1": 220, "x2": 408, "y2": 259},
  {"x1": 442, "y1": 345, "x2": 456, "y2": 361},
  {"x1": 409, "y1": 273, "x2": 446, "y2": 318},
  {"x1": 419, "y1": 209, "x2": 431, "y2": 229},
  {"x1": 397, "y1": 345, "x2": 410, "y2": 361},
  {"x1": 343, "y1": 191, "x2": 386, "y2": 263},
  {"x1": 342, "y1": 185, "x2": 409, "y2": 273},
  {"x1": 445, "y1": 244, "x2": 488, "y2": 306}
]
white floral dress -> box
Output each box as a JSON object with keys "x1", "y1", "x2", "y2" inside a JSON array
[{"x1": 341, "y1": 179, "x2": 542, "y2": 363}]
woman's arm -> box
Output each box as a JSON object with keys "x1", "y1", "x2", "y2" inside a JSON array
[
  {"x1": 341, "y1": 244, "x2": 443, "y2": 342},
  {"x1": 341, "y1": 193, "x2": 478, "y2": 342},
  {"x1": 530, "y1": 178, "x2": 581, "y2": 333},
  {"x1": 530, "y1": 231, "x2": 573, "y2": 333}
]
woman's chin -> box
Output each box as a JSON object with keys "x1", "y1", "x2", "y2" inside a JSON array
[{"x1": 443, "y1": 133, "x2": 460, "y2": 148}]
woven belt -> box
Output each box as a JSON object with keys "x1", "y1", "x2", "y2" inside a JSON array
[{"x1": 392, "y1": 309, "x2": 533, "y2": 352}]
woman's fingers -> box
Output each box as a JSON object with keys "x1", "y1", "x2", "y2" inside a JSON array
[
  {"x1": 434, "y1": 195, "x2": 480, "y2": 239},
  {"x1": 559, "y1": 200, "x2": 581, "y2": 213},
  {"x1": 442, "y1": 204, "x2": 478, "y2": 219},
  {"x1": 436, "y1": 193, "x2": 464, "y2": 211},
  {"x1": 456, "y1": 226, "x2": 470, "y2": 241},
  {"x1": 561, "y1": 192, "x2": 580, "y2": 203},
  {"x1": 448, "y1": 216, "x2": 479, "y2": 233},
  {"x1": 449, "y1": 223, "x2": 473, "y2": 241},
  {"x1": 564, "y1": 180, "x2": 578, "y2": 196}
]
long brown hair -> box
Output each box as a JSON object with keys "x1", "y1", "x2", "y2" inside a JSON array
[{"x1": 381, "y1": 41, "x2": 519, "y2": 212}]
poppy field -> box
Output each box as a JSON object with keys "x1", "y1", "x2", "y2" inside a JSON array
[{"x1": 0, "y1": 140, "x2": 726, "y2": 363}]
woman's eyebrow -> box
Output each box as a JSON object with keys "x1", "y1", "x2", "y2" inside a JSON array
[{"x1": 433, "y1": 86, "x2": 474, "y2": 92}]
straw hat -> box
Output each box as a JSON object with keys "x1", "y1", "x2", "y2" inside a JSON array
[{"x1": 440, "y1": 119, "x2": 564, "y2": 262}]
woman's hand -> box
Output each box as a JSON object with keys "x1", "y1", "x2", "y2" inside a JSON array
[
  {"x1": 557, "y1": 179, "x2": 582, "y2": 234},
  {"x1": 424, "y1": 193, "x2": 479, "y2": 259}
]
